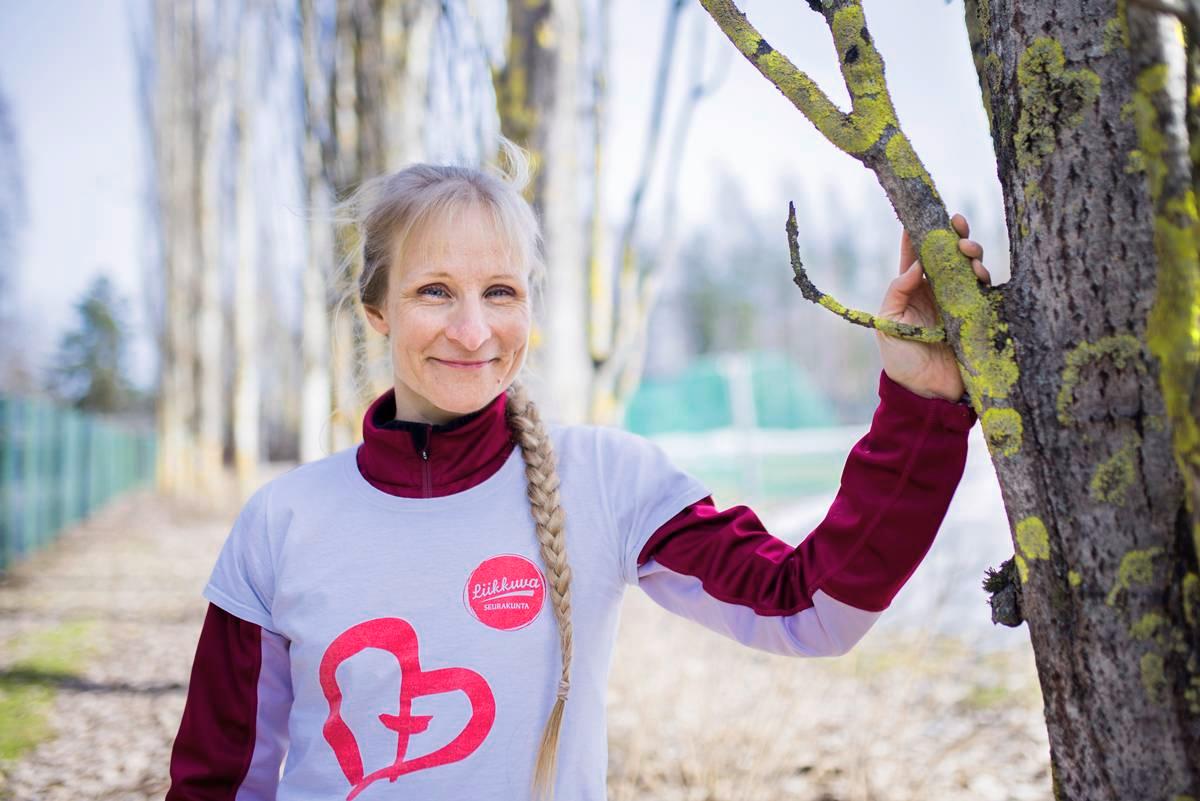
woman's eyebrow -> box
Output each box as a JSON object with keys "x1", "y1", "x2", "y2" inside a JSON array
[{"x1": 413, "y1": 270, "x2": 521, "y2": 282}]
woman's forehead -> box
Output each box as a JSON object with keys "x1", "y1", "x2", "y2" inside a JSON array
[{"x1": 396, "y1": 203, "x2": 526, "y2": 280}]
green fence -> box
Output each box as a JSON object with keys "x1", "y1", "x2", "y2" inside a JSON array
[{"x1": 0, "y1": 395, "x2": 157, "y2": 573}]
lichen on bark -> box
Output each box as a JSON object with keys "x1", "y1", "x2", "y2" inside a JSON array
[
  {"x1": 1014, "y1": 516, "x2": 1050, "y2": 581},
  {"x1": 1013, "y1": 37, "x2": 1102, "y2": 173},
  {"x1": 1056, "y1": 335, "x2": 1146, "y2": 426},
  {"x1": 1104, "y1": 0, "x2": 1131, "y2": 55},
  {"x1": 1129, "y1": 58, "x2": 1200, "y2": 562},
  {"x1": 1089, "y1": 433, "x2": 1142, "y2": 505},
  {"x1": 885, "y1": 132, "x2": 938, "y2": 198},
  {"x1": 1105, "y1": 546, "x2": 1165, "y2": 606}
]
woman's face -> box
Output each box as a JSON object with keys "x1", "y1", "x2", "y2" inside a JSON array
[{"x1": 364, "y1": 202, "x2": 532, "y2": 425}]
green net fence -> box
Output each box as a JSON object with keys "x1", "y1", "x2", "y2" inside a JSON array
[
  {"x1": 623, "y1": 350, "x2": 839, "y2": 435},
  {"x1": 623, "y1": 351, "x2": 857, "y2": 506},
  {"x1": 0, "y1": 395, "x2": 156, "y2": 573}
]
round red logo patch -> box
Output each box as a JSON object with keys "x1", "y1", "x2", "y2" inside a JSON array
[{"x1": 463, "y1": 554, "x2": 546, "y2": 631}]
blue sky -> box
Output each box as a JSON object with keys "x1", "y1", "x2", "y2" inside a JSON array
[
  {"x1": 0, "y1": 0, "x2": 1005, "y2": 391},
  {"x1": 1, "y1": 1, "x2": 150, "y2": 384}
]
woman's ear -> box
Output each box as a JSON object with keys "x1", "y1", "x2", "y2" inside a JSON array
[{"x1": 363, "y1": 303, "x2": 390, "y2": 336}]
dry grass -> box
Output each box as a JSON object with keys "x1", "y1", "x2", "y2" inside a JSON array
[{"x1": 605, "y1": 590, "x2": 1052, "y2": 801}]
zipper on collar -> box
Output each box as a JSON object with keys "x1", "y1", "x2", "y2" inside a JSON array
[{"x1": 420, "y1": 423, "x2": 432, "y2": 498}]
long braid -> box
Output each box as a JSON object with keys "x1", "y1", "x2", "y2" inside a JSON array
[{"x1": 505, "y1": 382, "x2": 573, "y2": 801}]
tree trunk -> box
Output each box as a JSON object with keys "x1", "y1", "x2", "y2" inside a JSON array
[
  {"x1": 381, "y1": 0, "x2": 438, "y2": 168},
  {"x1": 196, "y1": 0, "x2": 230, "y2": 497},
  {"x1": 322, "y1": 0, "x2": 440, "y2": 442},
  {"x1": 154, "y1": 0, "x2": 200, "y2": 496},
  {"x1": 299, "y1": 0, "x2": 334, "y2": 464},
  {"x1": 697, "y1": 0, "x2": 1200, "y2": 795},
  {"x1": 354, "y1": 0, "x2": 396, "y2": 397},
  {"x1": 965, "y1": 1, "x2": 1200, "y2": 796},
  {"x1": 233, "y1": 5, "x2": 260, "y2": 494},
  {"x1": 587, "y1": 0, "x2": 612, "y2": 375},
  {"x1": 495, "y1": 0, "x2": 591, "y2": 422},
  {"x1": 329, "y1": 0, "x2": 368, "y2": 450},
  {"x1": 151, "y1": 0, "x2": 178, "y2": 493}
]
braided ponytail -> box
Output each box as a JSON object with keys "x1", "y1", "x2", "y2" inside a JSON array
[{"x1": 505, "y1": 381, "x2": 573, "y2": 801}]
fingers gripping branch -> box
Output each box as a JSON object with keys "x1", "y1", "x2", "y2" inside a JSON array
[{"x1": 786, "y1": 203, "x2": 947, "y2": 343}]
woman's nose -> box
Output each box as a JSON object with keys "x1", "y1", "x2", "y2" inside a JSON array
[{"x1": 445, "y1": 299, "x2": 491, "y2": 352}]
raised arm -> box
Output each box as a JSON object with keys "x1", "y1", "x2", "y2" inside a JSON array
[
  {"x1": 634, "y1": 369, "x2": 977, "y2": 657},
  {"x1": 166, "y1": 603, "x2": 292, "y2": 800}
]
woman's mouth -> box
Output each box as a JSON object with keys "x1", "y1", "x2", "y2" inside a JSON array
[{"x1": 431, "y1": 358, "x2": 492, "y2": 370}]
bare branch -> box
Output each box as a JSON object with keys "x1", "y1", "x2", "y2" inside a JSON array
[
  {"x1": 697, "y1": 0, "x2": 857, "y2": 152},
  {"x1": 592, "y1": 7, "x2": 731, "y2": 421},
  {"x1": 609, "y1": 0, "x2": 687, "y2": 364},
  {"x1": 700, "y1": 0, "x2": 1020, "y2": 422},
  {"x1": 786, "y1": 203, "x2": 946, "y2": 344}
]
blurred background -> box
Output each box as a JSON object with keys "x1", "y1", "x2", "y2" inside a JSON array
[{"x1": 0, "y1": 1, "x2": 1050, "y2": 799}]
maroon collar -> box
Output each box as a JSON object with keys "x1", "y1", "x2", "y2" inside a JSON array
[{"x1": 356, "y1": 388, "x2": 516, "y2": 498}]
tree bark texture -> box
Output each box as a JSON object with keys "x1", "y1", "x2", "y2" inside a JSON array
[{"x1": 967, "y1": 1, "x2": 1200, "y2": 796}]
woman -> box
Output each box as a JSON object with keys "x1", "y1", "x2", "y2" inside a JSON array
[{"x1": 166, "y1": 143, "x2": 991, "y2": 801}]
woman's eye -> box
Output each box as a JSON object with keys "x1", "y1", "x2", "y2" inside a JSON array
[
  {"x1": 418, "y1": 285, "x2": 449, "y2": 298},
  {"x1": 486, "y1": 286, "x2": 516, "y2": 298}
]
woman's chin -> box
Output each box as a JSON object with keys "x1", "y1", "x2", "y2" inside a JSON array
[{"x1": 426, "y1": 385, "x2": 503, "y2": 416}]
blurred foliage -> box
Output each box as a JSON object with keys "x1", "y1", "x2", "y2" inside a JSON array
[{"x1": 46, "y1": 275, "x2": 143, "y2": 414}]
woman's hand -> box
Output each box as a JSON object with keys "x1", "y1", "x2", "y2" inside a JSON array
[{"x1": 874, "y1": 213, "x2": 992, "y2": 402}]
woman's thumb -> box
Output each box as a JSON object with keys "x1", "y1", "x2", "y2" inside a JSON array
[{"x1": 898, "y1": 260, "x2": 922, "y2": 286}]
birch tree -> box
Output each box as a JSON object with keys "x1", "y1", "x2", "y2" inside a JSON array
[
  {"x1": 318, "y1": 0, "x2": 441, "y2": 447},
  {"x1": 699, "y1": 0, "x2": 1199, "y2": 796},
  {"x1": 150, "y1": 0, "x2": 202, "y2": 495},
  {"x1": 299, "y1": 0, "x2": 335, "y2": 462},
  {"x1": 196, "y1": 0, "x2": 232, "y2": 496},
  {"x1": 233, "y1": 3, "x2": 261, "y2": 493},
  {"x1": 494, "y1": 0, "x2": 591, "y2": 422}
]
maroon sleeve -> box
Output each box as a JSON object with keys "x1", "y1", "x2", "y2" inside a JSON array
[
  {"x1": 167, "y1": 602, "x2": 283, "y2": 800},
  {"x1": 637, "y1": 369, "x2": 977, "y2": 615}
]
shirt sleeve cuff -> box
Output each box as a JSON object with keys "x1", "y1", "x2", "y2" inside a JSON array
[{"x1": 877, "y1": 369, "x2": 978, "y2": 433}]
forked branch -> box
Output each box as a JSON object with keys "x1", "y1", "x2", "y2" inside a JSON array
[{"x1": 785, "y1": 203, "x2": 946, "y2": 343}]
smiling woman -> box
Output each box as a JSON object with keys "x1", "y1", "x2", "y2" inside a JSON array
[{"x1": 166, "y1": 137, "x2": 982, "y2": 801}]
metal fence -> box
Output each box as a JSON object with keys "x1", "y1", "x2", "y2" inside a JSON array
[{"x1": 0, "y1": 395, "x2": 156, "y2": 573}]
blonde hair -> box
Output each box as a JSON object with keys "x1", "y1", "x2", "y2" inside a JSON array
[{"x1": 331, "y1": 140, "x2": 573, "y2": 800}]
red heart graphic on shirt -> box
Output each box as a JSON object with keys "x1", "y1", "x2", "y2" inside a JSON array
[{"x1": 319, "y1": 617, "x2": 496, "y2": 800}]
